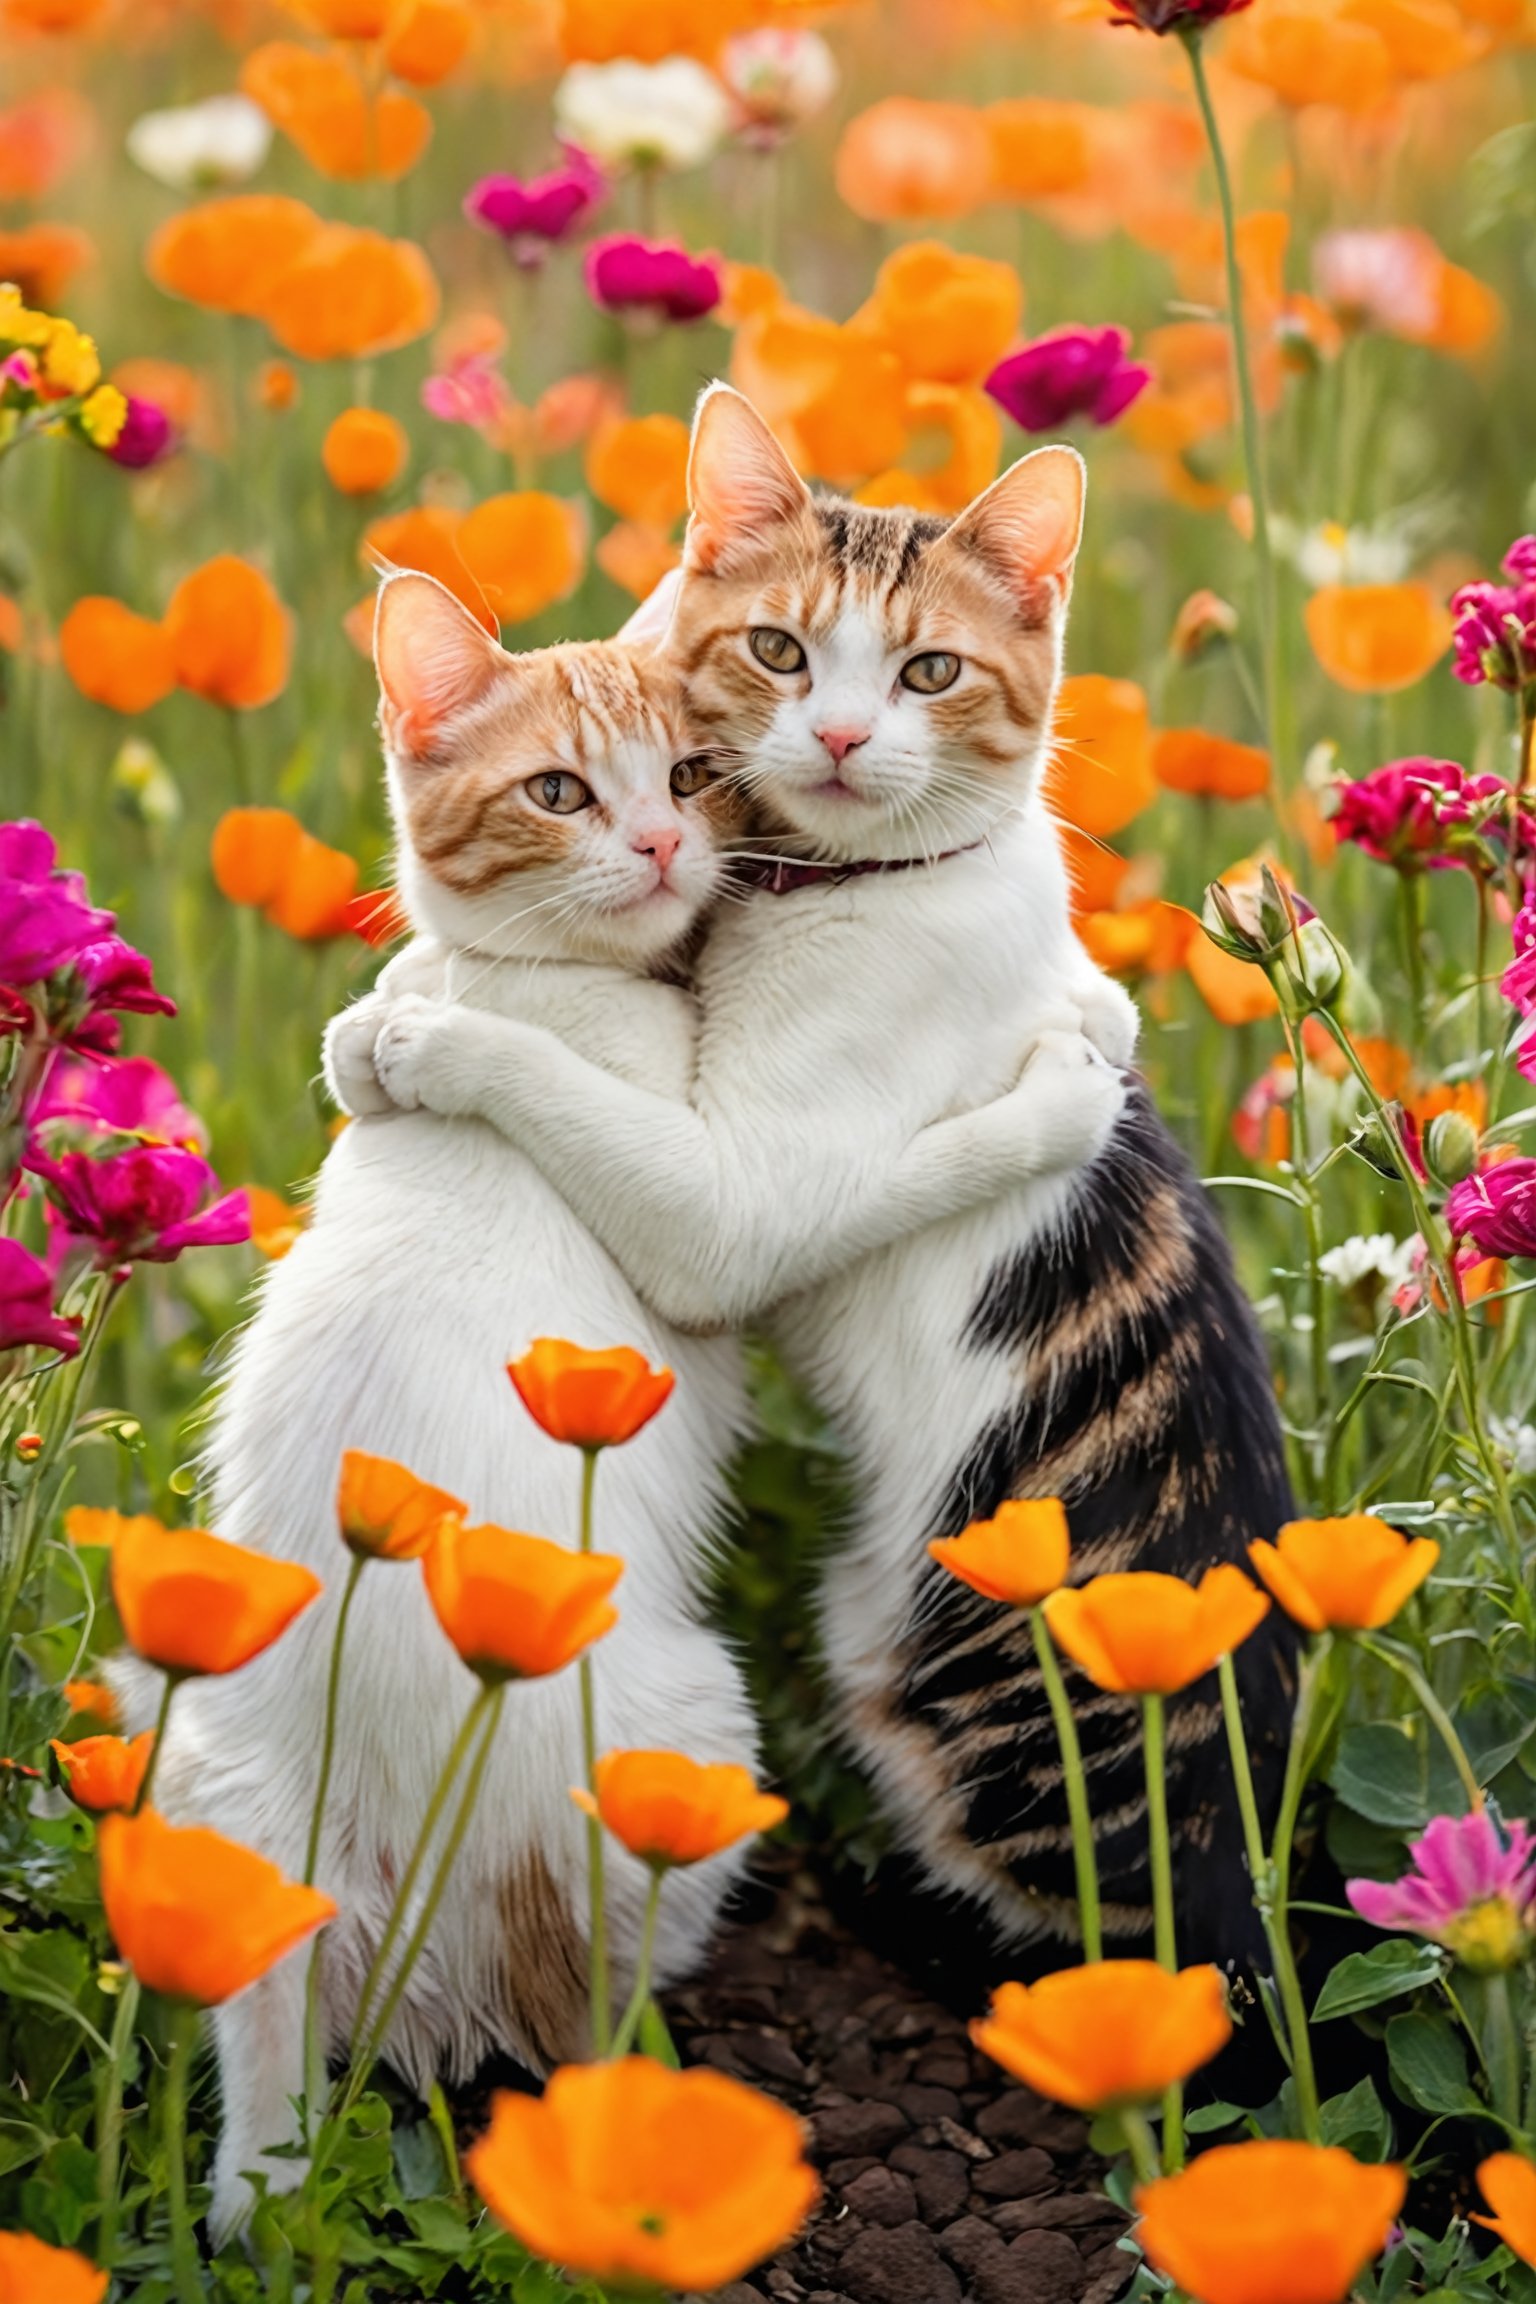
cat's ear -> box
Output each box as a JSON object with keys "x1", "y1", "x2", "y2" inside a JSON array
[
  {"x1": 615, "y1": 565, "x2": 683, "y2": 647},
  {"x1": 685, "y1": 383, "x2": 811, "y2": 575},
  {"x1": 942, "y1": 445, "x2": 1085, "y2": 619},
  {"x1": 374, "y1": 571, "x2": 506, "y2": 759}
]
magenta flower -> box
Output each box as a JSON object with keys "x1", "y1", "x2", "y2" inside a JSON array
[
  {"x1": 107, "y1": 396, "x2": 174, "y2": 471},
  {"x1": 985, "y1": 327, "x2": 1151, "y2": 434},
  {"x1": 0, "y1": 1238, "x2": 80, "y2": 1359},
  {"x1": 27, "y1": 1142, "x2": 250, "y2": 1267},
  {"x1": 0, "y1": 822, "x2": 114, "y2": 991},
  {"x1": 463, "y1": 148, "x2": 605, "y2": 268},
  {"x1": 1445, "y1": 1161, "x2": 1536, "y2": 1263},
  {"x1": 1451, "y1": 536, "x2": 1536, "y2": 694},
  {"x1": 55, "y1": 936, "x2": 177, "y2": 1055},
  {"x1": 421, "y1": 353, "x2": 513, "y2": 434},
  {"x1": 584, "y1": 235, "x2": 723, "y2": 324},
  {"x1": 1331, "y1": 758, "x2": 1512, "y2": 874},
  {"x1": 35, "y1": 1055, "x2": 205, "y2": 1150},
  {"x1": 1348, "y1": 1812, "x2": 1536, "y2": 1972}
]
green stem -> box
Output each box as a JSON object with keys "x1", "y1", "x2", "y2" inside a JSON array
[
  {"x1": 1401, "y1": 873, "x2": 1428, "y2": 1030},
  {"x1": 1218, "y1": 1654, "x2": 1321, "y2": 2141},
  {"x1": 1354, "y1": 1633, "x2": 1484, "y2": 1816},
  {"x1": 1519, "y1": 697, "x2": 1536, "y2": 799},
  {"x1": 96, "y1": 1970, "x2": 141, "y2": 2264},
  {"x1": 1028, "y1": 1607, "x2": 1102, "y2": 1961},
  {"x1": 1119, "y1": 2106, "x2": 1163, "y2": 2189},
  {"x1": 1283, "y1": 1015, "x2": 1330, "y2": 1501},
  {"x1": 1181, "y1": 27, "x2": 1286, "y2": 814},
  {"x1": 134, "y1": 1674, "x2": 179, "y2": 1814},
  {"x1": 577, "y1": 1446, "x2": 611, "y2": 2052},
  {"x1": 345, "y1": 1684, "x2": 503, "y2": 2104},
  {"x1": 164, "y1": 2003, "x2": 203, "y2": 2304},
  {"x1": 1485, "y1": 1970, "x2": 1522, "y2": 2129},
  {"x1": 302, "y1": 1554, "x2": 365, "y2": 2133},
  {"x1": 1143, "y1": 1694, "x2": 1183, "y2": 2172},
  {"x1": 348, "y1": 1687, "x2": 488, "y2": 2059},
  {"x1": 610, "y1": 1868, "x2": 664, "y2": 2058}
]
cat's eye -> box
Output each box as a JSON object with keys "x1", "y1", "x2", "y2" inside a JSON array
[
  {"x1": 749, "y1": 627, "x2": 807, "y2": 675},
  {"x1": 526, "y1": 770, "x2": 592, "y2": 815},
  {"x1": 901, "y1": 652, "x2": 962, "y2": 695},
  {"x1": 670, "y1": 755, "x2": 717, "y2": 798}
]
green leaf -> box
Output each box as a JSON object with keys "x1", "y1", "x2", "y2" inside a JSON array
[
  {"x1": 1313, "y1": 1941, "x2": 1446, "y2": 2022},
  {"x1": 1318, "y1": 2076, "x2": 1392, "y2": 2161},
  {"x1": 1184, "y1": 2101, "x2": 1246, "y2": 2135},
  {"x1": 1384, "y1": 2011, "x2": 1480, "y2": 2116},
  {"x1": 638, "y1": 1996, "x2": 680, "y2": 2070}
]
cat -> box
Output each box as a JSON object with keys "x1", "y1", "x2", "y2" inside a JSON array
[
  {"x1": 160, "y1": 568, "x2": 1121, "y2": 2237},
  {"x1": 336, "y1": 385, "x2": 1298, "y2": 1972}
]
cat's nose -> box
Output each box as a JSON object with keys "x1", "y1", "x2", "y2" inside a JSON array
[
  {"x1": 816, "y1": 726, "x2": 870, "y2": 766},
  {"x1": 633, "y1": 825, "x2": 682, "y2": 871}
]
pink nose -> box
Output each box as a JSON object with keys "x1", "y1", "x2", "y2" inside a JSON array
[
  {"x1": 817, "y1": 726, "x2": 870, "y2": 767},
  {"x1": 633, "y1": 825, "x2": 682, "y2": 871}
]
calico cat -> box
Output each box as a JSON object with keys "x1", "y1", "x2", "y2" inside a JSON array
[
  {"x1": 337, "y1": 386, "x2": 1297, "y2": 1968},
  {"x1": 168, "y1": 571, "x2": 1114, "y2": 2236}
]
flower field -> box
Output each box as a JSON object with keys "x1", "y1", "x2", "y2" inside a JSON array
[{"x1": 6, "y1": 0, "x2": 1536, "y2": 2298}]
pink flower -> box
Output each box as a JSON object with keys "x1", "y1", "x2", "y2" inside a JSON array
[
  {"x1": 34, "y1": 1054, "x2": 205, "y2": 1150},
  {"x1": 1445, "y1": 1160, "x2": 1536, "y2": 1263},
  {"x1": 107, "y1": 395, "x2": 174, "y2": 471},
  {"x1": 985, "y1": 327, "x2": 1150, "y2": 433},
  {"x1": 0, "y1": 1237, "x2": 79, "y2": 1358},
  {"x1": 27, "y1": 1142, "x2": 250, "y2": 1266},
  {"x1": 1331, "y1": 758, "x2": 1512, "y2": 874},
  {"x1": 584, "y1": 235, "x2": 723, "y2": 324},
  {"x1": 1451, "y1": 536, "x2": 1536, "y2": 695},
  {"x1": 463, "y1": 147, "x2": 605, "y2": 267},
  {"x1": 1313, "y1": 229, "x2": 1441, "y2": 337},
  {"x1": 720, "y1": 28, "x2": 838, "y2": 146},
  {"x1": 1348, "y1": 1812, "x2": 1536, "y2": 1972},
  {"x1": 421, "y1": 353, "x2": 513, "y2": 434},
  {"x1": 0, "y1": 822, "x2": 114, "y2": 991},
  {"x1": 55, "y1": 936, "x2": 176, "y2": 1056}
]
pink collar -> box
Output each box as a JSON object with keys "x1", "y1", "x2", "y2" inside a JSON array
[{"x1": 733, "y1": 842, "x2": 983, "y2": 897}]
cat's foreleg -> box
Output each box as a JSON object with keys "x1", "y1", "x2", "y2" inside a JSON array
[{"x1": 208, "y1": 1957, "x2": 311, "y2": 2240}]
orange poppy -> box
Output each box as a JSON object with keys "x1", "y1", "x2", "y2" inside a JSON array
[
  {"x1": 0, "y1": 89, "x2": 92, "y2": 203},
  {"x1": 1153, "y1": 728, "x2": 1270, "y2": 802},
  {"x1": 384, "y1": 0, "x2": 474, "y2": 84},
  {"x1": 1187, "y1": 930, "x2": 1282, "y2": 1026},
  {"x1": 557, "y1": 0, "x2": 754, "y2": 59},
  {"x1": 1249, "y1": 1515, "x2": 1438, "y2": 1633},
  {"x1": 466, "y1": 2059, "x2": 819, "y2": 2292},
  {"x1": 262, "y1": 836, "x2": 358, "y2": 939},
  {"x1": 63, "y1": 1679, "x2": 118, "y2": 1725},
  {"x1": 456, "y1": 493, "x2": 586, "y2": 627},
  {"x1": 508, "y1": 1339, "x2": 675, "y2": 1450},
  {"x1": 1223, "y1": 2, "x2": 1396, "y2": 109},
  {"x1": 336, "y1": 1449, "x2": 465, "y2": 1562},
  {"x1": 572, "y1": 1751, "x2": 789, "y2": 1868},
  {"x1": 1304, "y1": 583, "x2": 1453, "y2": 694},
  {"x1": 1043, "y1": 1565, "x2": 1270, "y2": 1696},
  {"x1": 256, "y1": 359, "x2": 300, "y2": 411},
  {"x1": 212, "y1": 808, "x2": 358, "y2": 939},
  {"x1": 147, "y1": 194, "x2": 323, "y2": 319},
  {"x1": 59, "y1": 599, "x2": 176, "y2": 716},
  {"x1": 292, "y1": 0, "x2": 388, "y2": 31},
  {"x1": 1058, "y1": 825, "x2": 1130, "y2": 914},
  {"x1": 1340, "y1": 0, "x2": 1482, "y2": 76},
  {"x1": 49, "y1": 1731, "x2": 154, "y2": 1814},
  {"x1": 165, "y1": 557, "x2": 291, "y2": 710},
  {"x1": 322, "y1": 406, "x2": 409, "y2": 495},
  {"x1": 64, "y1": 1508, "x2": 165, "y2": 1550},
  {"x1": 927, "y1": 1498, "x2": 1070, "y2": 1608},
  {"x1": 421, "y1": 1521, "x2": 622, "y2": 1683},
  {"x1": 245, "y1": 1185, "x2": 305, "y2": 1259},
  {"x1": 1475, "y1": 2154, "x2": 1536, "y2": 2269},
  {"x1": 834, "y1": 99, "x2": 992, "y2": 225},
  {"x1": 1137, "y1": 2140, "x2": 1405, "y2": 2304},
  {"x1": 973, "y1": 1963, "x2": 1232, "y2": 2110},
  {"x1": 0, "y1": 2234, "x2": 107, "y2": 2304},
  {"x1": 585, "y1": 415, "x2": 690, "y2": 532},
  {"x1": 595, "y1": 523, "x2": 681, "y2": 602},
  {"x1": 261, "y1": 225, "x2": 439, "y2": 362},
  {"x1": 1044, "y1": 676, "x2": 1156, "y2": 840},
  {"x1": 0, "y1": 222, "x2": 93, "y2": 310},
  {"x1": 1080, "y1": 901, "x2": 1196, "y2": 980},
  {"x1": 112, "y1": 1517, "x2": 321, "y2": 1678},
  {"x1": 854, "y1": 240, "x2": 1022, "y2": 388},
  {"x1": 1406, "y1": 257, "x2": 1503, "y2": 359},
  {"x1": 97, "y1": 1808, "x2": 336, "y2": 2005},
  {"x1": 361, "y1": 504, "x2": 494, "y2": 632},
  {"x1": 984, "y1": 97, "x2": 1093, "y2": 201},
  {"x1": 111, "y1": 357, "x2": 210, "y2": 450},
  {"x1": 733, "y1": 304, "x2": 910, "y2": 489},
  {"x1": 241, "y1": 44, "x2": 432, "y2": 182},
  {"x1": 1123, "y1": 321, "x2": 1241, "y2": 457}
]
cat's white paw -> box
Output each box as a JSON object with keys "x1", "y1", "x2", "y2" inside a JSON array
[
  {"x1": 1074, "y1": 975, "x2": 1140, "y2": 1070},
  {"x1": 322, "y1": 995, "x2": 395, "y2": 1117},
  {"x1": 372, "y1": 995, "x2": 475, "y2": 1116},
  {"x1": 209, "y1": 2144, "x2": 308, "y2": 2246},
  {"x1": 1021, "y1": 1027, "x2": 1126, "y2": 1174}
]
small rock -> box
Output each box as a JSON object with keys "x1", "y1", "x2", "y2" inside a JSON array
[
  {"x1": 887, "y1": 2083, "x2": 960, "y2": 2125},
  {"x1": 839, "y1": 2225, "x2": 961, "y2": 2304},
  {"x1": 991, "y1": 2196, "x2": 1126, "y2": 2239},
  {"x1": 841, "y1": 2168, "x2": 918, "y2": 2229},
  {"x1": 935, "y1": 2115, "x2": 992, "y2": 2160},
  {"x1": 937, "y1": 2214, "x2": 1005, "y2": 2280},
  {"x1": 975, "y1": 2231, "x2": 1089, "y2": 2304},
  {"x1": 826, "y1": 2157, "x2": 881, "y2": 2189},
  {"x1": 888, "y1": 2144, "x2": 970, "y2": 2224},
  {"x1": 976, "y1": 2090, "x2": 1087, "y2": 2153},
  {"x1": 703, "y1": 2288, "x2": 763, "y2": 2304},
  {"x1": 814, "y1": 2101, "x2": 910, "y2": 2160},
  {"x1": 766, "y1": 2272, "x2": 806, "y2": 2299},
  {"x1": 734, "y1": 2032, "x2": 812, "y2": 2086},
  {"x1": 972, "y1": 2148, "x2": 1055, "y2": 2201},
  {"x1": 911, "y1": 2049, "x2": 972, "y2": 2089}
]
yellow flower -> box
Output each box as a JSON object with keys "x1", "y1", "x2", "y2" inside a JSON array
[
  {"x1": 79, "y1": 384, "x2": 127, "y2": 448},
  {"x1": 41, "y1": 318, "x2": 101, "y2": 396},
  {"x1": 0, "y1": 283, "x2": 51, "y2": 349}
]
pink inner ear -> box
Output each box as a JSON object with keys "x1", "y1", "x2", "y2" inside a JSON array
[
  {"x1": 953, "y1": 447, "x2": 1086, "y2": 605},
  {"x1": 687, "y1": 386, "x2": 808, "y2": 572},
  {"x1": 376, "y1": 577, "x2": 502, "y2": 756}
]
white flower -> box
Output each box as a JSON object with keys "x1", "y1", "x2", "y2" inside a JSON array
[
  {"x1": 1312, "y1": 227, "x2": 1440, "y2": 337},
  {"x1": 553, "y1": 58, "x2": 732, "y2": 174},
  {"x1": 1272, "y1": 515, "x2": 1411, "y2": 588},
  {"x1": 720, "y1": 28, "x2": 839, "y2": 142},
  {"x1": 1318, "y1": 1234, "x2": 1415, "y2": 1295},
  {"x1": 126, "y1": 94, "x2": 272, "y2": 191},
  {"x1": 1490, "y1": 1416, "x2": 1536, "y2": 1476}
]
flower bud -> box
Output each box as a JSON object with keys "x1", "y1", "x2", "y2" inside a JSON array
[
  {"x1": 1170, "y1": 588, "x2": 1238, "y2": 665},
  {"x1": 111, "y1": 739, "x2": 181, "y2": 829},
  {"x1": 1203, "y1": 861, "x2": 1310, "y2": 965},
  {"x1": 1424, "y1": 1110, "x2": 1481, "y2": 1188},
  {"x1": 14, "y1": 1432, "x2": 42, "y2": 1461},
  {"x1": 1289, "y1": 918, "x2": 1344, "y2": 1011},
  {"x1": 1349, "y1": 1105, "x2": 1409, "y2": 1181}
]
